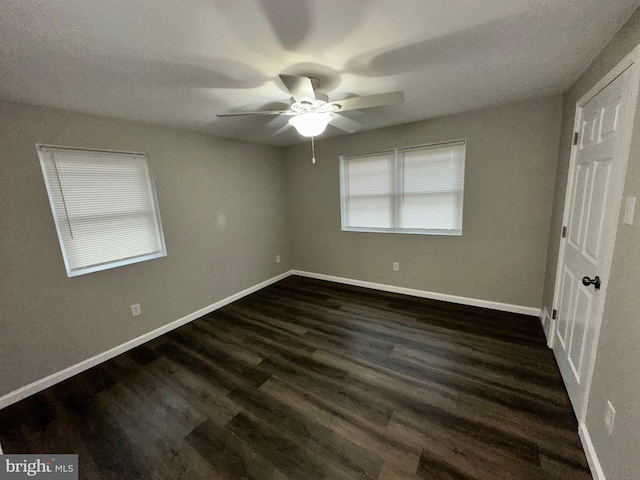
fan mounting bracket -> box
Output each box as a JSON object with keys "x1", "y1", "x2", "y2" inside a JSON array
[{"x1": 307, "y1": 76, "x2": 321, "y2": 91}]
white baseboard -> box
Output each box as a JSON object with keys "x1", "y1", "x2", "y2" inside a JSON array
[
  {"x1": 291, "y1": 270, "x2": 541, "y2": 317},
  {"x1": 540, "y1": 307, "x2": 556, "y2": 349},
  {"x1": 541, "y1": 307, "x2": 550, "y2": 345},
  {"x1": 579, "y1": 423, "x2": 606, "y2": 480},
  {"x1": 0, "y1": 271, "x2": 292, "y2": 411},
  {"x1": 546, "y1": 308, "x2": 557, "y2": 348}
]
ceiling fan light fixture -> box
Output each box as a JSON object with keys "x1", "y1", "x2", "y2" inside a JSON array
[{"x1": 288, "y1": 112, "x2": 332, "y2": 137}]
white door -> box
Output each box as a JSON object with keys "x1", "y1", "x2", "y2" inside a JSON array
[{"x1": 554, "y1": 67, "x2": 634, "y2": 420}]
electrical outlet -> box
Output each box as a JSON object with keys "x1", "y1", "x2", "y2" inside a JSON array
[
  {"x1": 276, "y1": 255, "x2": 281, "y2": 264},
  {"x1": 131, "y1": 303, "x2": 141, "y2": 317},
  {"x1": 393, "y1": 262, "x2": 400, "y2": 272},
  {"x1": 604, "y1": 401, "x2": 616, "y2": 435}
]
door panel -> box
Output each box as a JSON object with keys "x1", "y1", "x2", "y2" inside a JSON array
[
  {"x1": 567, "y1": 164, "x2": 588, "y2": 249},
  {"x1": 568, "y1": 285, "x2": 592, "y2": 380},
  {"x1": 553, "y1": 67, "x2": 633, "y2": 419},
  {"x1": 557, "y1": 267, "x2": 575, "y2": 348},
  {"x1": 583, "y1": 160, "x2": 612, "y2": 262},
  {"x1": 600, "y1": 101, "x2": 620, "y2": 139}
]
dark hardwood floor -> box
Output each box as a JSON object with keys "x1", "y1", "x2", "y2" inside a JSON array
[{"x1": 0, "y1": 276, "x2": 592, "y2": 479}]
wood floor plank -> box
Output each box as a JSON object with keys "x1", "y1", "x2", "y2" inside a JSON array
[
  {"x1": 226, "y1": 386, "x2": 383, "y2": 479},
  {"x1": 259, "y1": 376, "x2": 422, "y2": 478},
  {"x1": 0, "y1": 276, "x2": 592, "y2": 479}
]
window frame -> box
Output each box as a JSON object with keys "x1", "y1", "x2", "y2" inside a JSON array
[
  {"x1": 339, "y1": 140, "x2": 466, "y2": 236},
  {"x1": 36, "y1": 144, "x2": 167, "y2": 277}
]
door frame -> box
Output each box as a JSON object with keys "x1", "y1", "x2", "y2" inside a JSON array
[{"x1": 551, "y1": 44, "x2": 640, "y2": 423}]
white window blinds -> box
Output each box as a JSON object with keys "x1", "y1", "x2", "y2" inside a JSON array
[
  {"x1": 341, "y1": 141, "x2": 465, "y2": 235},
  {"x1": 342, "y1": 151, "x2": 396, "y2": 229},
  {"x1": 37, "y1": 146, "x2": 167, "y2": 277}
]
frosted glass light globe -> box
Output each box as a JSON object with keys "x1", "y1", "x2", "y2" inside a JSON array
[{"x1": 289, "y1": 112, "x2": 332, "y2": 137}]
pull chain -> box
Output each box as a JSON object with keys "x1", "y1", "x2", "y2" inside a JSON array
[{"x1": 311, "y1": 136, "x2": 316, "y2": 164}]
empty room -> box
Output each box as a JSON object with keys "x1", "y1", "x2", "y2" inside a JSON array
[{"x1": 2, "y1": 1, "x2": 640, "y2": 479}]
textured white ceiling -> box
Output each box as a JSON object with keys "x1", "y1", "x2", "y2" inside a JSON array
[{"x1": 0, "y1": 0, "x2": 638, "y2": 146}]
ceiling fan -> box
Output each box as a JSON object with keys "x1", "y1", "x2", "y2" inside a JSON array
[{"x1": 216, "y1": 74, "x2": 405, "y2": 138}]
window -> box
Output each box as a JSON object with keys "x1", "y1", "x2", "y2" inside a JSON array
[
  {"x1": 37, "y1": 145, "x2": 167, "y2": 277},
  {"x1": 340, "y1": 140, "x2": 465, "y2": 235}
]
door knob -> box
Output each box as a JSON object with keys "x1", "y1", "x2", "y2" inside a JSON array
[{"x1": 582, "y1": 276, "x2": 601, "y2": 290}]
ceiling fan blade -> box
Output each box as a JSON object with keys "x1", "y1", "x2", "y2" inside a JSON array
[
  {"x1": 330, "y1": 113, "x2": 363, "y2": 133},
  {"x1": 216, "y1": 110, "x2": 292, "y2": 117},
  {"x1": 331, "y1": 91, "x2": 404, "y2": 112},
  {"x1": 266, "y1": 115, "x2": 288, "y2": 128},
  {"x1": 273, "y1": 123, "x2": 293, "y2": 136},
  {"x1": 279, "y1": 74, "x2": 316, "y2": 103}
]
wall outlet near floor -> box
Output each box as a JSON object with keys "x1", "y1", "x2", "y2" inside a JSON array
[
  {"x1": 276, "y1": 255, "x2": 281, "y2": 264},
  {"x1": 393, "y1": 262, "x2": 400, "y2": 272},
  {"x1": 131, "y1": 303, "x2": 141, "y2": 317},
  {"x1": 604, "y1": 400, "x2": 616, "y2": 435}
]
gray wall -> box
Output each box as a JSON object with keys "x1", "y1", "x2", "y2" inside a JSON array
[
  {"x1": 0, "y1": 101, "x2": 290, "y2": 398},
  {"x1": 285, "y1": 96, "x2": 563, "y2": 308},
  {"x1": 541, "y1": 8, "x2": 640, "y2": 479}
]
